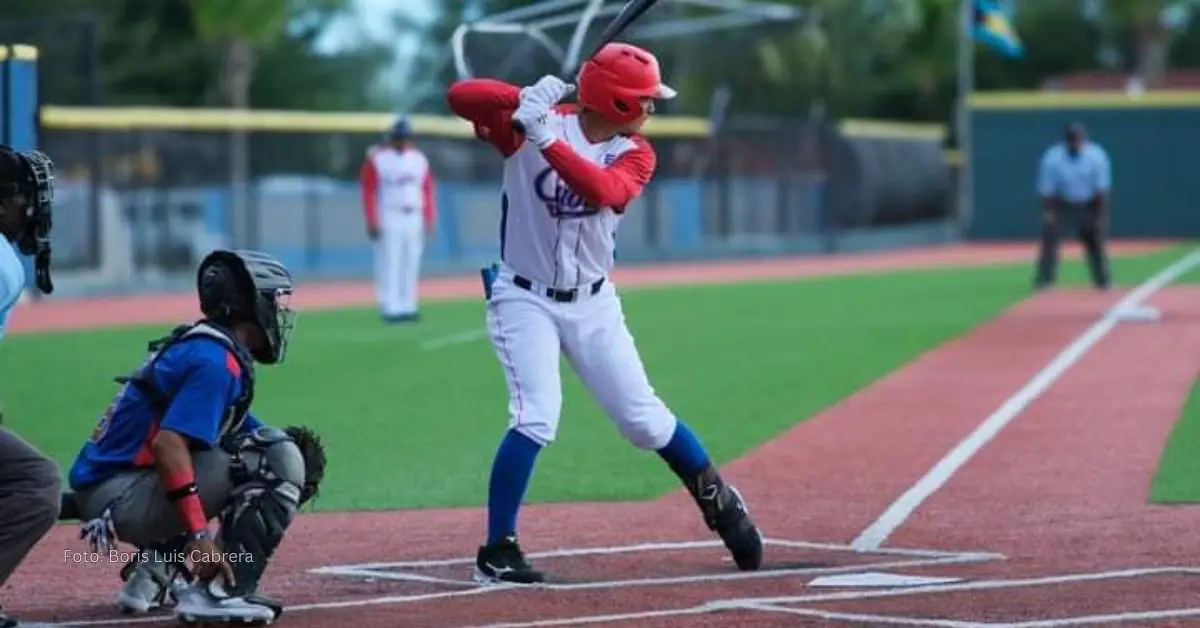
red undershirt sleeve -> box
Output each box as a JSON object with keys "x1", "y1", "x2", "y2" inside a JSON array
[
  {"x1": 446, "y1": 79, "x2": 524, "y2": 157},
  {"x1": 421, "y1": 165, "x2": 436, "y2": 227},
  {"x1": 359, "y1": 152, "x2": 380, "y2": 232},
  {"x1": 541, "y1": 137, "x2": 656, "y2": 211}
]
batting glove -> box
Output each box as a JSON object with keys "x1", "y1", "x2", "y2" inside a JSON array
[
  {"x1": 519, "y1": 75, "x2": 575, "y2": 110},
  {"x1": 512, "y1": 104, "x2": 557, "y2": 149}
]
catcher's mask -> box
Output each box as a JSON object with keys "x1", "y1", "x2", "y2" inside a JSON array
[
  {"x1": 0, "y1": 146, "x2": 55, "y2": 294},
  {"x1": 197, "y1": 250, "x2": 296, "y2": 364}
]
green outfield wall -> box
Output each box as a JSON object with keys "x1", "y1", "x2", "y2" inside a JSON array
[{"x1": 967, "y1": 90, "x2": 1200, "y2": 240}]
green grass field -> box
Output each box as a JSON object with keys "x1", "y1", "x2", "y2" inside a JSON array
[
  {"x1": 1151, "y1": 377, "x2": 1200, "y2": 503},
  {"x1": 3, "y1": 246, "x2": 1198, "y2": 511}
]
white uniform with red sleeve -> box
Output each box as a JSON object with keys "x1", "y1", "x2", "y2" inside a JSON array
[
  {"x1": 447, "y1": 79, "x2": 676, "y2": 450},
  {"x1": 359, "y1": 145, "x2": 436, "y2": 319}
]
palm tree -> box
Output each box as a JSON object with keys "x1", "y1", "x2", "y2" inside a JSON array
[
  {"x1": 1102, "y1": 0, "x2": 1171, "y2": 86},
  {"x1": 187, "y1": 0, "x2": 345, "y2": 246}
]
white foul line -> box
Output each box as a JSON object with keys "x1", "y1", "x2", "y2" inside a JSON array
[
  {"x1": 420, "y1": 327, "x2": 488, "y2": 350},
  {"x1": 850, "y1": 249, "x2": 1200, "y2": 551}
]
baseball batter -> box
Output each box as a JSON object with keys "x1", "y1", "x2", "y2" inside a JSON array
[
  {"x1": 447, "y1": 42, "x2": 763, "y2": 584},
  {"x1": 360, "y1": 117, "x2": 437, "y2": 323},
  {"x1": 68, "y1": 250, "x2": 326, "y2": 625},
  {"x1": 0, "y1": 145, "x2": 60, "y2": 628}
]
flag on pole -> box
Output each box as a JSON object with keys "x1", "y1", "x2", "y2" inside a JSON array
[{"x1": 973, "y1": 0, "x2": 1023, "y2": 57}]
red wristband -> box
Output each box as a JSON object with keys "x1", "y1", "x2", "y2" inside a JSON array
[
  {"x1": 164, "y1": 469, "x2": 207, "y2": 534},
  {"x1": 176, "y1": 493, "x2": 207, "y2": 534}
]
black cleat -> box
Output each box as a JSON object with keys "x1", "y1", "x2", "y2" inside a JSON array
[
  {"x1": 710, "y1": 485, "x2": 764, "y2": 571},
  {"x1": 473, "y1": 536, "x2": 545, "y2": 584},
  {"x1": 0, "y1": 607, "x2": 16, "y2": 628},
  {"x1": 687, "y1": 468, "x2": 764, "y2": 571}
]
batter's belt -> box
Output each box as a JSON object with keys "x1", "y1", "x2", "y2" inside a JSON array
[{"x1": 513, "y1": 274, "x2": 605, "y2": 303}]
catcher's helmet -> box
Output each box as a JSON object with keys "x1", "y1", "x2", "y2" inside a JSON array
[
  {"x1": 577, "y1": 42, "x2": 676, "y2": 125},
  {"x1": 197, "y1": 250, "x2": 296, "y2": 364},
  {"x1": 0, "y1": 145, "x2": 55, "y2": 294}
]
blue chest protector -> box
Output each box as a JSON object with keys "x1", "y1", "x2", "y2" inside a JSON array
[{"x1": 116, "y1": 321, "x2": 257, "y2": 442}]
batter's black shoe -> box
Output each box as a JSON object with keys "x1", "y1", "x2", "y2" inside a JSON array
[
  {"x1": 686, "y1": 467, "x2": 764, "y2": 571},
  {"x1": 0, "y1": 606, "x2": 16, "y2": 628},
  {"x1": 473, "y1": 536, "x2": 545, "y2": 584}
]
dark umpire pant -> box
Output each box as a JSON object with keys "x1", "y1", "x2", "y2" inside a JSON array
[
  {"x1": 0, "y1": 426, "x2": 61, "y2": 586},
  {"x1": 1035, "y1": 197, "x2": 1111, "y2": 290}
]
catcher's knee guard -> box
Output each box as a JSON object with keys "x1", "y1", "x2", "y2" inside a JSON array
[{"x1": 217, "y1": 427, "x2": 307, "y2": 598}]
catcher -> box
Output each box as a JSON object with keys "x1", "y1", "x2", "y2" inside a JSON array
[{"x1": 65, "y1": 249, "x2": 325, "y2": 625}]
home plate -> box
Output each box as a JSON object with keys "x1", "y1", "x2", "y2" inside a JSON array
[{"x1": 808, "y1": 572, "x2": 964, "y2": 587}]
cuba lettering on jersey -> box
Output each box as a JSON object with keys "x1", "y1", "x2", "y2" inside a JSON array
[
  {"x1": 500, "y1": 109, "x2": 641, "y2": 287},
  {"x1": 68, "y1": 323, "x2": 262, "y2": 491}
]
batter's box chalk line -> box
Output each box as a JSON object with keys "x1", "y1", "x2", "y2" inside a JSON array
[
  {"x1": 455, "y1": 566, "x2": 1200, "y2": 628},
  {"x1": 696, "y1": 566, "x2": 1200, "y2": 628},
  {"x1": 309, "y1": 538, "x2": 1005, "y2": 591}
]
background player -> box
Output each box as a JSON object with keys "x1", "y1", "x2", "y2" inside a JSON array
[
  {"x1": 0, "y1": 145, "x2": 60, "y2": 628},
  {"x1": 68, "y1": 249, "x2": 325, "y2": 625},
  {"x1": 360, "y1": 117, "x2": 438, "y2": 323},
  {"x1": 446, "y1": 42, "x2": 763, "y2": 584}
]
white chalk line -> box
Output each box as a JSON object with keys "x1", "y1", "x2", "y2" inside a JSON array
[
  {"x1": 996, "y1": 608, "x2": 1200, "y2": 627},
  {"x1": 733, "y1": 603, "x2": 987, "y2": 627},
  {"x1": 457, "y1": 566, "x2": 1200, "y2": 627},
  {"x1": 316, "y1": 554, "x2": 994, "y2": 591},
  {"x1": 420, "y1": 327, "x2": 488, "y2": 350},
  {"x1": 310, "y1": 536, "x2": 1003, "y2": 589},
  {"x1": 851, "y1": 248, "x2": 1200, "y2": 551},
  {"x1": 458, "y1": 605, "x2": 717, "y2": 628},
  {"x1": 706, "y1": 565, "x2": 1200, "y2": 605},
  {"x1": 733, "y1": 603, "x2": 1200, "y2": 627},
  {"x1": 310, "y1": 537, "x2": 1001, "y2": 572}
]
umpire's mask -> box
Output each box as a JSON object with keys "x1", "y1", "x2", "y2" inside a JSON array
[{"x1": 0, "y1": 147, "x2": 55, "y2": 294}]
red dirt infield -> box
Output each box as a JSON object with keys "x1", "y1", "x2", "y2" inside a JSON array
[{"x1": 4, "y1": 240, "x2": 1199, "y2": 627}]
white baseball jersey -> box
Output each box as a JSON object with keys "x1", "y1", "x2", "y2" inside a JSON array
[
  {"x1": 360, "y1": 145, "x2": 436, "y2": 230},
  {"x1": 0, "y1": 236, "x2": 25, "y2": 341},
  {"x1": 447, "y1": 79, "x2": 656, "y2": 289}
]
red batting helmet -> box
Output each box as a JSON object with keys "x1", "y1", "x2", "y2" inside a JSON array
[{"x1": 577, "y1": 42, "x2": 676, "y2": 125}]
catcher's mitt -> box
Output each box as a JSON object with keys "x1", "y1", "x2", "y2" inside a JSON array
[{"x1": 284, "y1": 425, "x2": 326, "y2": 505}]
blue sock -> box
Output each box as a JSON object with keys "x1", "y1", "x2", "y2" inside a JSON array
[
  {"x1": 487, "y1": 429, "x2": 543, "y2": 544},
  {"x1": 656, "y1": 420, "x2": 712, "y2": 478}
]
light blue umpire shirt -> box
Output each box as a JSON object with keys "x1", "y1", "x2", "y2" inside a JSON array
[
  {"x1": 1036, "y1": 141, "x2": 1111, "y2": 205},
  {"x1": 0, "y1": 235, "x2": 26, "y2": 341}
]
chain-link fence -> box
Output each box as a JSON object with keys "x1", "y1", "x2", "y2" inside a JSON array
[{"x1": 39, "y1": 107, "x2": 956, "y2": 292}]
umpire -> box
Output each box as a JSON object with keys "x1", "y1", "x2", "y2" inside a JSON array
[
  {"x1": 0, "y1": 145, "x2": 60, "y2": 628},
  {"x1": 1034, "y1": 122, "x2": 1112, "y2": 290}
]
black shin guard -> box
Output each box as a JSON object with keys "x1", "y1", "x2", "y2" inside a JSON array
[
  {"x1": 217, "y1": 427, "x2": 306, "y2": 600},
  {"x1": 217, "y1": 481, "x2": 300, "y2": 598}
]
